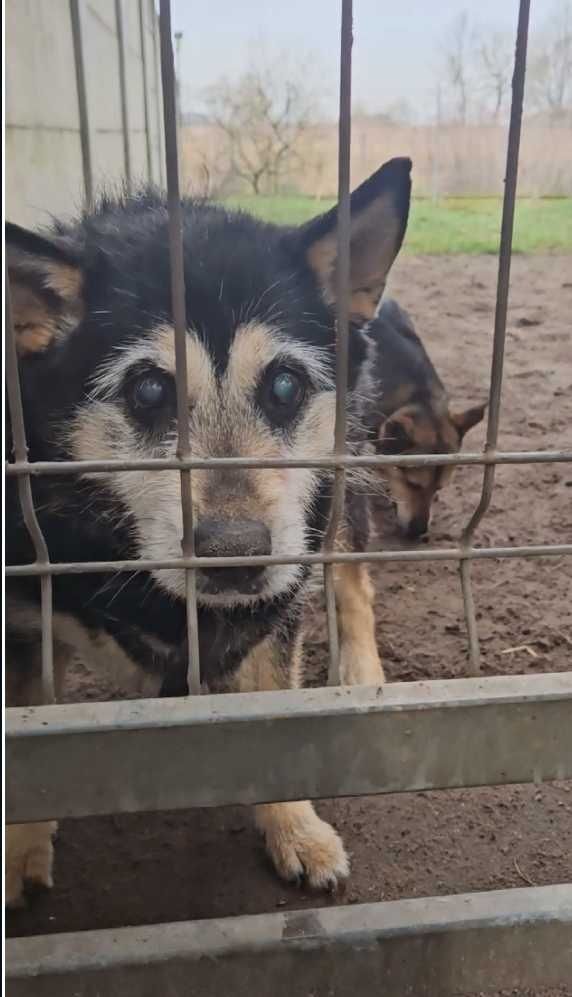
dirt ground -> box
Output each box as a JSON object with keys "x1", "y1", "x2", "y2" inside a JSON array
[{"x1": 8, "y1": 255, "x2": 572, "y2": 995}]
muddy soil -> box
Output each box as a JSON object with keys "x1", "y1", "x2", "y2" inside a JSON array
[{"x1": 8, "y1": 255, "x2": 572, "y2": 995}]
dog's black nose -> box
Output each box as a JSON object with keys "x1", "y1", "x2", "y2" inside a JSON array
[
  {"x1": 406, "y1": 516, "x2": 429, "y2": 540},
  {"x1": 195, "y1": 518, "x2": 271, "y2": 594}
]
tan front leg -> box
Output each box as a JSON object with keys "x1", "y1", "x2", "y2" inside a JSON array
[
  {"x1": 5, "y1": 823, "x2": 57, "y2": 909},
  {"x1": 232, "y1": 633, "x2": 349, "y2": 890},
  {"x1": 5, "y1": 636, "x2": 67, "y2": 910},
  {"x1": 255, "y1": 800, "x2": 349, "y2": 889},
  {"x1": 5, "y1": 657, "x2": 59, "y2": 908},
  {"x1": 334, "y1": 562, "x2": 385, "y2": 686}
]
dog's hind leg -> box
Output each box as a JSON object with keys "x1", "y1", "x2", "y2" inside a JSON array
[
  {"x1": 233, "y1": 632, "x2": 349, "y2": 890},
  {"x1": 334, "y1": 561, "x2": 385, "y2": 686}
]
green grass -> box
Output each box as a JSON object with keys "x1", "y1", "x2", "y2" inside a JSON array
[{"x1": 224, "y1": 194, "x2": 572, "y2": 254}]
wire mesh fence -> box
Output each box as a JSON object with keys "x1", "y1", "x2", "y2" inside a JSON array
[{"x1": 5, "y1": 0, "x2": 572, "y2": 693}]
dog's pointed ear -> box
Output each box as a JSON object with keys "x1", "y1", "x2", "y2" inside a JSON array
[
  {"x1": 376, "y1": 410, "x2": 415, "y2": 455},
  {"x1": 6, "y1": 222, "x2": 84, "y2": 356},
  {"x1": 451, "y1": 402, "x2": 487, "y2": 438},
  {"x1": 298, "y1": 157, "x2": 412, "y2": 323}
]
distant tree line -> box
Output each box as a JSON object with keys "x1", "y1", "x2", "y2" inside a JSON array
[
  {"x1": 438, "y1": 1, "x2": 571, "y2": 125},
  {"x1": 185, "y1": 1, "x2": 571, "y2": 197}
]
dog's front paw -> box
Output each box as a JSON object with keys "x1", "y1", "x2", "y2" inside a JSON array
[
  {"x1": 256, "y1": 802, "x2": 349, "y2": 890},
  {"x1": 5, "y1": 822, "x2": 57, "y2": 909},
  {"x1": 339, "y1": 641, "x2": 385, "y2": 686}
]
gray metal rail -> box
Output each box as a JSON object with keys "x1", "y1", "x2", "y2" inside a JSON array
[
  {"x1": 7, "y1": 886, "x2": 572, "y2": 996},
  {"x1": 6, "y1": 674, "x2": 572, "y2": 822}
]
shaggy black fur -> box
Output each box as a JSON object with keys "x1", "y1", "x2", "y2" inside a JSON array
[{"x1": 6, "y1": 159, "x2": 411, "y2": 690}]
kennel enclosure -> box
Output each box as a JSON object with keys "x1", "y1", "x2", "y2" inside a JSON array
[{"x1": 5, "y1": 0, "x2": 572, "y2": 992}]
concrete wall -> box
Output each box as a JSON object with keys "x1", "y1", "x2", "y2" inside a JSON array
[{"x1": 6, "y1": 0, "x2": 164, "y2": 228}]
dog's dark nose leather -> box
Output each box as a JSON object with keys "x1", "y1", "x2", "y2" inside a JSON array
[
  {"x1": 195, "y1": 519, "x2": 271, "y2": 592},
  {"x1": 406, "y1": 516, "x2": 429, "y2": 540}
]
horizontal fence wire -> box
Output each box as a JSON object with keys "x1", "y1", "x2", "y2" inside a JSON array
[
  {"x1": 459, "y1": 0, "x2": 531, "y2": 674},
  {"x1": 6, "y1": 544, "x2": 572, "y2": 577},
  {"x1": 5, "y1": 450, "x2": 572, "y2": 475}
]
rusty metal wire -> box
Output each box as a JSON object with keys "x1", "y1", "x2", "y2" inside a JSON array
[
  {"x1": 158, "y1": 0, "x2": 201, "y2": 694},
  {"x1": 5, "y1": 449, "x2": 572, "y2": 477},
  {"x1": 4, "y1": 273, "x2": 55, "y2": 703},
  {"x1": 459, "y1": 0, "x2": 531, "y2": 675},
  {"x1": 6, "y1": 544, "x2": 572, "y2": 579},
  {"x1": 323, "y1": 0, "x2": 353, "y2": 685}
]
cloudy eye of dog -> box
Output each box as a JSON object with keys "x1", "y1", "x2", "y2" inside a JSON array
[
  {"x1": 124, "y1": 368, "x2": 175, "y2": 425},
  {"x1": 271, "y1": 370, "x2": 303, "y2": 407},
  {"x1": 259, "y1": 364, "x2": 307, "y2": 427}
]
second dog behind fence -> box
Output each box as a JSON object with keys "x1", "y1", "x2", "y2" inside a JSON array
[{"x1": 364, "y1": 298, "x2": 486, "y2": 540}]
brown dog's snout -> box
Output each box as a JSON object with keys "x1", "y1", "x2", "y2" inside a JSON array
[{"x1": 195, "y1": 518, "x2": 271, "y2": 594}]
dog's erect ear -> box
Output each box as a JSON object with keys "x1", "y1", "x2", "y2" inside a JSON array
[
  {"x1": 298, "y1": 157, "x2": 412, "y2": 322},
  {"x1": 376, "y1": 411, "x2": 415, "y2": 455},
  {"x1": 451, "y1": 403, "x2": 487, "y2": 439},
  {"x1": 6, "y1": 222, "x2": 84, "y2": 356}
]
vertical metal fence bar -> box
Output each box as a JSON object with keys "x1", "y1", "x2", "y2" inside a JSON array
[
  {"x1": 115, "y1": 0, "x2": 132, "y2": 193},
  {"x1": 151, "y1": 0, "x2": 166, "y2": 188},
  {"x1": 69, "y1": 0, "x2": 94, "y2": 211},
  {"x1": 324, "y1": 0, "x2": 353, "y2": 686},
  {"x1": 459, "y1": 0, "x2": 531, "y2": 674},
  {"x1": 158, "y1": 0, "x2": 201, "y2": 695},
  {"x1": 5, "y1": 272, "x2": 55, "y2": 704},
  {"x1": 138, "y1": 0, "x2": 154, "y2": 183}
]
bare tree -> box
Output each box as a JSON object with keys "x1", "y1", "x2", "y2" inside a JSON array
[
  {"x1": 475, "y1": 28, "x2": 513, "y2": 121},
  {"x1": 528, "y1": 0, "x2": 572, "y2": 119},
  {"x1": 440, "y1": 11, "x2": 474, "y2": 123},
  {"x1": 204, "y1": 56, "x2": 320, "y2": 195}
]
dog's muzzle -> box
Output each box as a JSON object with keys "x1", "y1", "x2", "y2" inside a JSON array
[{"x1": 194, "y1": 518, "x2": 271, "y2": 595}]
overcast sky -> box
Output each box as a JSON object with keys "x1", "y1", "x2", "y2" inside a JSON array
[{"x1": 171, "y1": 1, "x2": 553, "y2": 120}]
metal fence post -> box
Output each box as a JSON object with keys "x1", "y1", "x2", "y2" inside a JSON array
[
  {"x1": 138, "y1": 0, "x2": 154, "y2": 183},
  {"x1": 115, "y1": 0, "x2": 132, "y2": 192},
  {"x1": 69, "y1": 0, "x2": 94, "y2": 210}
]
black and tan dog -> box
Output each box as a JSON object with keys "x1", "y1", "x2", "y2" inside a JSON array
[
  {"x1": 5, "y1": 158, "x2": 411, "y2": 907},
  {"x1": 363, "y1": 298, "x2": 486, "y2": 539}
]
